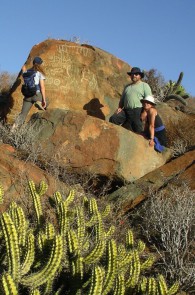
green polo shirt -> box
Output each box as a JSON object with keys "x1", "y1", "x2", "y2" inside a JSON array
[{"x1": 120, "y1": 81, "x2": 152, "y2": 109}]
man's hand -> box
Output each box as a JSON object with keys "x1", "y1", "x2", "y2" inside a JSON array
[{"x1": 116, "y1": 107, "x2": 123, "y2": 114}]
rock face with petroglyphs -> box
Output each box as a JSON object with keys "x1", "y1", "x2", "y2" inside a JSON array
[{"x1": 8, "y1": 39, "x2": 130, "y2": 122}]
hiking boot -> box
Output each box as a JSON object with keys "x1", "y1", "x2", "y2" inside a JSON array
[{"x1": 34, "y1": 101, "x2": 45, "y2": 111}]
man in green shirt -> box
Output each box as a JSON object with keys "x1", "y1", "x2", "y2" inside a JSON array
[{"x1": 109, "y1": 67, "x2": 152, "y2": 133}]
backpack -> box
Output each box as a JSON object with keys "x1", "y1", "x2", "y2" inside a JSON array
[{"x1": 21, "y1": 69, "x2": 37, "y2": 97}]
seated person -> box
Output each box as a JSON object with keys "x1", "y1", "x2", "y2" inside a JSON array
[{"x1": 140, "y1": 95, "x2": 167, "y2": 150}]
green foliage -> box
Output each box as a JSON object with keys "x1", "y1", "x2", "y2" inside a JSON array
[
  {"x1": 164, "y1": 72, "x2": 189, "y2": 105},
  {"x1": 0, "y1": 180, "x2": 179, "y2": 294}
]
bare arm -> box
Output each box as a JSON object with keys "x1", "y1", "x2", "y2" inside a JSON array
[
  {"x1": 22, "y1": 65, "x2": 27, "y2": 73},
  {"x1": 148, "y1": 108, "x2": 156, "y2": 146},
  {"x1": 39, "y1": 79, "x2": 46, "y2": 108}
]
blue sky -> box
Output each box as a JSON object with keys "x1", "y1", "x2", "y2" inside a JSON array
[{"x1": 1, "y1": 0, "x2": 195, "y2": 96}]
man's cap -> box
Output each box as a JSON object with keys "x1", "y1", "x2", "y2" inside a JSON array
[
  {"x1": 140, "y1": 95, "x2": 156, "y2": 105},
  {"x1": 33, "y1": 56, "x2": 43, "y2": 65},
  {"x1": 127, "y1": 67, "x2": 144, "y2": 78}
]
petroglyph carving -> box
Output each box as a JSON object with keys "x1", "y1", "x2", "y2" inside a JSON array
[
  {"x1": 58, "y1": 44, "x2": 92, "y2": 57},
  {"x1": 45, "y1": 44, "x2": 97, "y2": 93},
  {"x1": 81, "y1": 68, "x2": 98, "y2": 90}
]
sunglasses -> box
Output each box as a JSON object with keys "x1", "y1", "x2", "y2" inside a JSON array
[{"x1": 131, "y1": 73, "x2": 140, "y2": 76}]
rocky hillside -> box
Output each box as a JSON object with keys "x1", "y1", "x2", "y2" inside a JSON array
[
  {"x1": 5, "y1": 39, "x2": 194, "y2": 184},
  {"x1": 0, "y1": 39, "x2": 194, "y2": 294}
]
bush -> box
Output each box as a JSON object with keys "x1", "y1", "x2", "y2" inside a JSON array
[{"x1": 129, "y1": 185, "x2": 195, "y2": 294}]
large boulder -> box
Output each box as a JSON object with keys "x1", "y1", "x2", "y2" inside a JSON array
[
  {"x1": 8, "y1": 39, "x2": 130, "y2": 123},
  {"x1": 30, "y1": 108, "x2": 172, "y2": 183}
]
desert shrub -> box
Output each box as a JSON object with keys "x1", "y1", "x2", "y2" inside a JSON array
[
  {"x1": 129, "y1": 185, "x2": 195, "y2": 294},
  {"x1": 0, "y1": 71, "x2": 16, "y2": 94},
  {"x1": 0, "y1": 71, "x2": 17, "y2": 123},
  {"x1": 0, "y1": 180, "x2": 179, "y2": 295},
  {"x1": 167, "y1": 116, "x2": 195, "y2": 157},
  {"x1": 143, "y1": 69, "x2": 166, "y2": 100}
]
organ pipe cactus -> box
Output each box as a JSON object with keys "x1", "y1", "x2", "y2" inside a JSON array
[
  {"x1": 0, "y1": 180, "x2": 179, "y2": 294},
  {"x1": 164, "y1": 72, "x2": 189, "y2": 105},
  {"x1": 2, "y1": 273, "x2": 18, "y2": 295},
  {"x1": 0, "y1": 183, "x2": 4, "y2": 204}
]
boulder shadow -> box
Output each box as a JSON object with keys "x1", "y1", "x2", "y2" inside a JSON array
[{"x1": 83, "y1": 98, "x2": 105, "y2": 120}]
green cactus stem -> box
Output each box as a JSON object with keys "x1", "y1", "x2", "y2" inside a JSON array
[
  {"x1": 0, "y1": 183, "x2": 4, "y2": 204},
  {"x1": 37, "y1": 180, "x2": 48, "y2": 196},
  {"x1": 2, "y1": 273, "x2": 19, "y2": 295},
  {"x1": 102, "y1": 239, "x2": 117, "y2": 295},
  {"x1": 126, "y1": 250, "x2": 141, "y2": 289},
  {"x1": 9, "y1": 203, "x2": 27, "y2": 247},
  {"x1": 21, "y1": 234, "x2": 63, "y2": 288},
  {"x1": 88, "y1": 266, "x2": 103, "y2": 295},
  {"x1": 164, "y1": 72, "x2": 189, "y2": 105},
  {"x1": 0, "y1": 212, "x2": 20, "y2": 282},
  {"x1": 113, "y1": 274, "x2": 125, "y2": 295},
  {"x1": 28, "y1": 180, "x2": 43, "y2": 226},
  {"x1": 21, "y1": 232, "x2": 35, "y2": 276}
]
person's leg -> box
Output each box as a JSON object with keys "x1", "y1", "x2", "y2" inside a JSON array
[
  {"x1": 130, "y1": 108, "x2": 143, "y2": 133},
  {"x1": 12, "y1": 98, "x2": 33, "y2": 129},
  {"x1": 155, "y1": 129, "x2": 168, "y2": 147},
  {"x1": 109, "y1": 109, "x2": 127, "y2": 126},
  {"x1": 33, "y1": 92, "x2": 49, "y2": 110}
]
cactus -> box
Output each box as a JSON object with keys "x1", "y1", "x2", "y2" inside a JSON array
[
  {"x1": 167, "y1": 281, "x2": 179, "y2": 295},
  {"x1": 21, "y1": 234, "x2": 63, "y2": 288},
  {"x1": 113, "y1": 274, "x2": 125, "y2": 295},
  {"x1": 0, "y1": 181, "x2": 179, "y2": 294},
  {"x1": 30, "y1": 290, "x2": 40, "y2": 295},
  {"x1": 0, "y1": 212, "x2": 20, "y2": 282},
  {"x1": 88, "y1": 266, "x2": 103, "y2": 295},
  {"x1": 28, "y1": 180, "x2": 43, "y2": 226},
  {"x1": 126, "y1": 250, "x2": 141, "y2": 288},
  {"x1": 2, "y1": 273, "x2": 18, "y2": 295},
  {"x1": 102, "y1": 239, "x2": 117, "y2": 295},
  {"x1": 0, "y1": 183, "x2": 4, "y2": 204},
  {"x1": 37, "y1": 180, "x2": 48, "y2": 196},
  {"x1": 9, "y1": 202, "x2": 27, "y2": 247},
  {"x1": 21, "y1": 232, "x2": 35, "y2": 276},
  {"x1": 164, "y1": 72, "x2": 189, "y2": 105}
]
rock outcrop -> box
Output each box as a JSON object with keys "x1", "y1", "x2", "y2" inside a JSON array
[
  {"x1": 30, "y1": 108, "x2": 172, "y2": 183},
  {"x1": 4, "y1": 38, "x2": 194, "y2": 189},
  {"x1": 0, "y1": 143, "x2": 72, "y2": 212},
  {"x1": 8, "y1": 39, "x2": 130, "y2": 123},
  {"x1": 108, "y1": 150, "x2": 195, "y2": 212}
]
